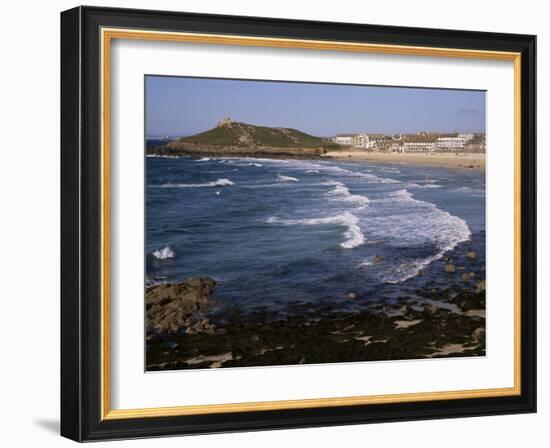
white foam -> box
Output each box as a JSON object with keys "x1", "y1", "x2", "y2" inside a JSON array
[
  {"x1": 152, "y1": 246, "x2": 175, "y2": 259},
  {"x1": 233, "y1": 162, "x2": 263, "y2": 167},
  {"x1": 258, "y1": 159, "x2": 400, "y2": 184},
  {"x1": 416, "y1": 179, "x2": 437, "y2": 183},
  {"x1": 146, "y1": 154, "x2": 179, "y2": 159},
  {"x1": 321, "y1": 164, "x2": 400, "y2": 184},
  {"x1": 380, "y1": 167, "x2": 401, "y2": 174},
  {"x1": 266, "y1": 211, "x2": 365, "y2": 249},
  {"x1": 408, "y1": 182, "x2": 441, "y2": 189},
  {"x1": 277, "y1": 174, "x2": 299, "y2": 182},
  {"x1": 156, "y1": 178, "x2": 234, "y2": 188},
  {"x1": 196, "y1": 157, "x2": 211, "y2": 162},
  {"x1": 358, "y1": 257, "x2": 373, "y2": 267},
  {"x1": 323, "y1": 181, "x2": 370, "y2": 208},
  {"x1": 361, "y1": 188, "x2": 471, "y2": 283},
  {"x1": 452, "y1": 186, "x2": 485, "y2": 196}
]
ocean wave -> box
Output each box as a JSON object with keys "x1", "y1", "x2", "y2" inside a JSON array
[
  {"x1": 152, "y1": 246, "x2": 175, "y2": 259},
  {"x1": 277, "y1": 174, "x2": 299, "y2": 182},
  {"x1": 452, "y1": 186, "x2": 485, "y2": 196},
  {"x1": 154, "y1": 178, "x2": 234, "y2": 188},
  {"x1": 196, "y1": 157, "x2": 211, "y2": 162},
  {"x1": 263, "y1": 159, "x2": 400, "y2": 184},
  {"x1": 266, "y1": 211, "x2": 365, "y2": 249},
  {"x1": 380, "y1": 167, "x2": 401, "y2": 174},
  {"x1": 233, "y1": 162, "x2": 263, "y2": 167},
  {"x1": 323, "y1": 181, "x2": 370, "y2": 207},
  {"x1": 416, "y1": 179, "x2": 437, "y2": 183},
  {"x1": 355, "y1": 172, "x2": 400, "y2": 184},
  {"x1": 146, "y1": 154, "x2": 179, "y2": 159},
  {"x1": 362, "y1": 188, "x2": 471, "y2": 283},
  {"x1": 408, "y1": 182, "x2": 441, "y2": 189},
  {"x1": 324, "y1": 165, "x2": 400, "y2": 184}
]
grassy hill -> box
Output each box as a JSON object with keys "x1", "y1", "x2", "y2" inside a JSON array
[{"x1": 175, "y1": 119, "x2": 334, "y2": 149}]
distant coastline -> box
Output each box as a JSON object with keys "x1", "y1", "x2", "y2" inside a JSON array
[
  {"x1": 148, "y1": 146, "x2": 485, "y2": 171},
  {"x1": 148, "y1": 119, "x2": 485, "y2": 170}
]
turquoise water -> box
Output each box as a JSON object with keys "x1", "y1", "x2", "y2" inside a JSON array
[{"x1": 146, "y1": 156, "x2": 485, "y2": 317}]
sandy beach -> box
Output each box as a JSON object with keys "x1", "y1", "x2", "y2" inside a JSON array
[{"x1": 323, "y1": 150, "x2": 485, "y2": 170}]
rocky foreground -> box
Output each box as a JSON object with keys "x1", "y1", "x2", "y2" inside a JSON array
[{"x1": 146, "y1": 274, "x2": 486, "y2": 371}]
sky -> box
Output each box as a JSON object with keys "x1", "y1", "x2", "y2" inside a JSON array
[{"x1": 145, "y1": 76, "x2": 486, "y2": 137}]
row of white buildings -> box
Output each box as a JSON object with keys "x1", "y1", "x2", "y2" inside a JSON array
[
  {"x1": 332, "y1": 132, "x2": 479, "y2": 152},
  {"x1": 401, "y1": 133, "x2": 475, "y2": 152},
  {"x1": 332, "y1": 133, "x2": 388, "y2": 149}
]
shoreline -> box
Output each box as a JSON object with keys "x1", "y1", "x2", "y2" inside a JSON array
[
  {"x1": 145, "y1": 246, "x2": 486, "y2": 370},
  {"x1": 322, "y1": 150, "x2": 485, "y2": 171},
  {"x1": 146, "y1": 281, "x2": 486, "y2": 370},
  {"x1": 150, "y1": 149, "x2": 485, "y2": 170}
]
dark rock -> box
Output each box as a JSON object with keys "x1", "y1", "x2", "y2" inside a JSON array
[
  {"x1": 373, "y1": 254, "x2": 384, "y2": 263},
  {"x1": 472, "y1": 327, "x2": 485, "y2": 343},
  {"x1": 476, "y1": 280, "x2": 486, "y2": 292},
  {"x1": 146, "y1": 277, "x2": 217, "y2": 334},
  {"x1": 399, "y1": 304, "x2": 412, "y2": 316},
  {"x1": 424, "y1": 303, "x2": 440, "y2": 315},
  {"x1": 452, "y1": 290, "x2": 486, "y2": 311},
  {"x1": 186, "y1": 318, "x2": 217, "y2": 335},
  {"x1": 146, "y1": 284, "x2": 487, "y2": 371},
  {"x1": 444, "y1": 263, "x2": 456, "y2": 273}
]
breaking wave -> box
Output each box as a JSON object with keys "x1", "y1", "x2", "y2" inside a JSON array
[
  {"x1": 261, "y1": 159, "x2": 400, "y2": 184},
  {"x1": 267, "y1": 211, "x2": 365, "y2": 249},
  {"x1": 154, "y1": 178, "x2": 234, "y2": 188},
  {"x1": 152, "y1": 246, "x2": 175, "y2": 259},
  {"x1": 323, "y1": 181, "x2": 370, "y2": 208},
  {"x1": 408, "y1": 182, "x2": 441, "y2": 189},
  {"x1": 360, "y1": 188, "x2": 471, "y2": 283},
  {"x1": 451, "y1": 186, "x2": 485, "y2": 196},
  {"x1": 277, "y1": 174, "x2": 299, "y2": 182}
]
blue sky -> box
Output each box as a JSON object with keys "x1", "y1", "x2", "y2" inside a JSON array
[{"x1": 146, "y1": 76, "x2": 485, "y2": 137}]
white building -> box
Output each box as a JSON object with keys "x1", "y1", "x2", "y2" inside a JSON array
[
  {"x1": 458, "y1": 133, "x2": 474, "y2": 141},
  {"x1": 333, "y1": 134, "x2": 355, "y2": 145},
  {"x1": 353, "y1": 133, "x2": 377, "y2": 149},
  {"x1": 436, "y1": 134, "x2": 474, "y2": 151},
  {"x1": 402, "y1": 141, "x2": 437, "y2": 152}
]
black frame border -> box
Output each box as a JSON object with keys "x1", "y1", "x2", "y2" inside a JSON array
[{"x1": 61, "y1": 6, "x2": 536, "y2": 442}]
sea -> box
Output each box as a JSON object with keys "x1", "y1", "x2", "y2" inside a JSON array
[{"x1": 146, "y1": 155, "x2": 485, "y2": 319}]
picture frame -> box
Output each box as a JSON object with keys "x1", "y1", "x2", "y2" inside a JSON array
[{"x1": 60, "y1": 5, "x2": 536, "y2": 442}]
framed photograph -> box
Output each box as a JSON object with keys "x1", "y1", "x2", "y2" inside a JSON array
[{"x1": 60, "y1": 6, "x2": 536, "y2": 441}]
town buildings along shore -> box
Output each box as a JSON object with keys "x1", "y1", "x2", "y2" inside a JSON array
[{"x1": 331, "y1": 132, "x2": 485, "y2": 153}]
